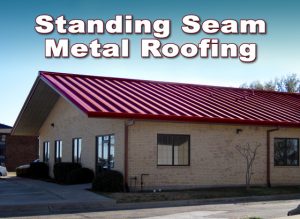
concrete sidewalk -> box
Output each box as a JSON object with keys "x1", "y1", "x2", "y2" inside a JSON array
[{"x1": 0, "y1": 176, "x2": 115, "y2": 217}]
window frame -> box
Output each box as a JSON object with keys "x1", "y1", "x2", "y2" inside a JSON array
[
  {"x1": 43, "y1": 141, "x2": 50, "y2": 163},
  {"x1": 0, "y1": 134, "x2": 6, "y2": 165},
  {"x1": 54, "y1": 140, "x2": 62, "y2": 163},
  {"x1": 274, "y1": 138, "x2": 299, "y2": 167},
  {"x1": 95, "y1": 134, "x2": 115, "y2": 170},
  {"x1": 157, "y1": 134, "x2": 190, "y2": 167},
  {"x1": 72, "y1": 138, "x2": 82, "y2": 163}
]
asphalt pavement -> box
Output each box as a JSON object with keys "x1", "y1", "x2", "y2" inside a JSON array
[
  {"x1": 0, "y1": 175, "x2": 115, "y2": 217},
  {"x1": 7, "y1": 198, "x2": 300, "y2": 219}
]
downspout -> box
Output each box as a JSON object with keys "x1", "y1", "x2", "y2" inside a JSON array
[
  {"x1": 124, "y1": 120, "x2": 135, "y2": 189},
  {"x1": 266, "y1": 127, "x2": 279, "y2": 187}
]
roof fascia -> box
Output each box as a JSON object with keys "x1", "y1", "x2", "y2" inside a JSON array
[
  {"x1": 87, "y1": 111, "x2": 300, "y2": 128},
  {"x1": 11, "y1": 76, "x2": 41, "y2": 135},
  {"x1": 40, "y1": 75, "x2": 88, "y2": 118}
]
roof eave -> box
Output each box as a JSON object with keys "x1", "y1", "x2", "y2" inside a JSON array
[
  {"x1": 87, "y1": 111, "x2": 300, "y2": 128},
  {"x1": 11, "y1": 76, "x2": 41, "y2": 135},
  {"x1": 11, "y1": 76, "x2": 61, "y2": 136}
]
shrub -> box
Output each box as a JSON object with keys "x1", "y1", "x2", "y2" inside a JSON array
[
  {"x1": 29, "y1": 162, "x2": 49, "y2": 179},
  {"x1": 65, "y1": 168, "x2": 94, "y2": 185},
  {"x1": 53, "y1": 162, "x2": 82, "y2": 183},
  {"x1": 16, "y1": 165, "x2": 30, "y2": 177},
  {"x1": 92, "y1": 170, "x2": 124, "y2": 192}
]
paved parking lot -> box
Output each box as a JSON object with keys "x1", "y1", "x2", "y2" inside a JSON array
[
  {"x1": 7, "y1": 198, "x2": 300, "y2": 219},
  {"x1": 0, "y1": 176, "x2": 114, "y2": 217}
]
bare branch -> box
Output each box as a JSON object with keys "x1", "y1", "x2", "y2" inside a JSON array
[{"x1": 235, "y1": 143, "x2": 260, "y2": 189}]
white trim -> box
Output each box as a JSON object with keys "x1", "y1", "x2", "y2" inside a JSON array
[{"x1": 0, "y1": 129, "x2": 11, "y2": 134}]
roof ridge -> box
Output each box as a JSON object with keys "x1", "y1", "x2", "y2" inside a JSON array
[{"x1": 39, "y1": 70, "x2": 300, "y2": 97}]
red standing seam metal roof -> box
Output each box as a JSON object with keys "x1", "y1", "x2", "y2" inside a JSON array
[{"x1": 40, "y1": 71, "x2": 300, "y2": 127}]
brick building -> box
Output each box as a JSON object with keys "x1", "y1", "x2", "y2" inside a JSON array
[
  {"x1": 0, "y1": 123, "x2": 38, "y2": 171},
  {"x1": 0, "y1": 123, "x2": 11, "y2": 165},
  {"x1": 12, "y1": 71, "x2": 300, "y2": 189}
]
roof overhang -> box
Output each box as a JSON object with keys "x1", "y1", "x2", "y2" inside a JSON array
[
  {"x1": 0, "y1": 128, "x2": 12, "y2": 134},
  {"x1": 11, "y1": 77, "x2": 60, "y2": 136}
]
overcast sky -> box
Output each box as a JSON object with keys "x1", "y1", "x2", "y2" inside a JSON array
[{"x1": 1, "y1": 0, "x2": 300, "y2": 126}]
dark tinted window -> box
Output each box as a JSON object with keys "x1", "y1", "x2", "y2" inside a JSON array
[
  {"x1": 274, "y1": 138, "x2": 299, "y2": 166},
  {"x1": 157, "y1": 134, "x2": 190, "y2": 166}
]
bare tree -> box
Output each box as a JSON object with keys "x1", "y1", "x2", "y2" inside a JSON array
[
  {"x1": 283, "y1": 74, "x2": 300, "y2": 92},
  {"x1": 235, "y1": 143, "x2": 261, "y2": 190},
  {"x1": 240, "y1": 73, "x2": 300, "y2": 93}
]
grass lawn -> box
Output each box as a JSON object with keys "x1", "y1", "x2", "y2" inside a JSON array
[{"x1": 99, "y1": 186, "x2": 300, "y2": 203}]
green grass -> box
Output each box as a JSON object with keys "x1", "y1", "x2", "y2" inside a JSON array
[{"x1": 98, "y1": 186, "x2": 300, "y2": 203}]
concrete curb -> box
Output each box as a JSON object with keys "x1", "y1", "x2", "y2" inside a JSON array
[{"x1": 112, "y1": 193, "x2": 300, "y2": 210}]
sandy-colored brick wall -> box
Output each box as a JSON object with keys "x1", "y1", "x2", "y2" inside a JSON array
[
  {"x1": 38, "y1": 97, "x2": 300, "y2": 188},
  {"x1": 38, "y1": 97, "x2": 125, "y2": 176},
  {"x1": 128, "y1": 121, "x2": 300, "y2": 189}
]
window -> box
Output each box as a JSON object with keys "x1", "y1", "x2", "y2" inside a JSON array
[
  {"x1": 274, "y1": 138, "x2": 299, "y2": 166},
  {"x1": 72, "y1": 138, "x2": 82, "y2": 163},
  {"x1": 1, "y1": 134, "x2": 6, "y2": 142},
  {"x1": 54, "y1": 140, "x2": 62, "y2": 163},
  {"x1": 43, "y1": 141, "x2": 50, "y2": 163},
  {"x1": 0, "y1": 135, "x2": 6, "y2": 165},
  {"x1": 96, "y1": 135, "x2": 115, "y2": 170},
  {"x1": 157, "y1": 134, "x2": 190, "y2": 166}
]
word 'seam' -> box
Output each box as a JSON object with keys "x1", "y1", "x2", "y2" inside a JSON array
[{"x1": 181, "y1": 15, "x2": 266, "y2": 34}]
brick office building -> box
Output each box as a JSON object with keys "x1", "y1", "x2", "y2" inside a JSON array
[
  {"x1": 0, "y1": 123, "x2": 38, "y2": 171},
  {"x1": 12, "y1": 71, "x2": 300, "y2": 189},
  {"x1": 0, "y1": 123, "x2": 11, "y2": 165}
]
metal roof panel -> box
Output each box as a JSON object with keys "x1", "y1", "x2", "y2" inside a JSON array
[{"x1": 39, "y1": 71, "x2": 300, "y2": 127}]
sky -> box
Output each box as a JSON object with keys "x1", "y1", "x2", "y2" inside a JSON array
[{"x1": 1, "y1": 0, "x2": 300, "y2": 126}]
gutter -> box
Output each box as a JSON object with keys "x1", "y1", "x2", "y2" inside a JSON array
[
  {"x1": 124, "y1": 120, "x2": 135, "y2": 189},
  {"x1": 88, "y1": 111, "x2": 300, "y2": 128},
  {"x1": 266, "y1": 127, "x2": 279, "y2": 187}
]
